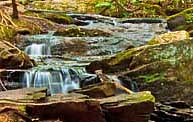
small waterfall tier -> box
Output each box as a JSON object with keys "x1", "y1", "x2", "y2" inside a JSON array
[
  {"x1": 25, "y1": 43, "x2": 51, "y2": 56},
  {"x1": 23, "y1": 32, "x2": 60, "y2": 56},
  {"x1": 22, "y1": 68, "x2": 82, "y2": 94}
]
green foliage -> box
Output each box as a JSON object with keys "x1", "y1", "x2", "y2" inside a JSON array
[
  {"x1": 139, "y1": 73, "x2": 165, "y2": 83},
  {"x1": 0, "y1": 26, "x2": 16, "y2": 41},
  {"x1": 95, "y1": 2, "x2": 112, "y2": 8}
]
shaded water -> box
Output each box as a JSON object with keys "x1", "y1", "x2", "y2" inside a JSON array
[{"x1": 3, "y1": 15, "x2": 168, "y2": 94}]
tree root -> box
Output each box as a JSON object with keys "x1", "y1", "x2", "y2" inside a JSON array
[{"x1": 95, "y1": 70, "x2": 133, "y2": 94}]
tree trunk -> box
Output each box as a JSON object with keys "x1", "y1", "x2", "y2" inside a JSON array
[{"x1": 12, "y1": 0, "x2": 19, "y2": 19}]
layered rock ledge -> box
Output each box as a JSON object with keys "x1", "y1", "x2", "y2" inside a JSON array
[{"x1": 0, "y1": 88, "x2": 154, "y2": 122}]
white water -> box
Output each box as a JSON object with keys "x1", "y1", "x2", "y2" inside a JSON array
[
  {"x1": 19, "y1": 17, "x2": 168, "y2": 94},
  {"x1": 22, "y1": 68, "x2": 80, "y2": 94},
  {"x1": 25, "y1": 43, "x2": 51, "y2": 56}
]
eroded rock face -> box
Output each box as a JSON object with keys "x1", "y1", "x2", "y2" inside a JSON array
[
  {"x1": 0, "y1": 88, "x2": 155, "y2": 122},
  {"x1": 100, "y1": 91, "x2": 155, "y2": 122},
  {"x1": 0, "y1": 40, "x2": 35, "y2": 69}
]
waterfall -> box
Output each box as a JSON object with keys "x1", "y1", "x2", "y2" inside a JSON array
[
  {"x1": 25, "y1": 43, "x2": 51, "y2": 56},
  {"x1": 22, "y1": 68, "x2": 81, "y2": 95}
]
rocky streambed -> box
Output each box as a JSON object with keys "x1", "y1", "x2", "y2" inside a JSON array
[{"x1": 0, "y1": 13, "x2": 193, "y2": 122}]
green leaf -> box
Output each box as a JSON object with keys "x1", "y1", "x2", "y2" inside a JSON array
[{"x1": 95, "y1": 2, "x2": 112, "y2": 8}]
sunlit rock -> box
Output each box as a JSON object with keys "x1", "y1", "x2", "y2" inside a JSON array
[
  {"x1": 0, "y1": 88, "x2": 155, "y2": 122},
  {"x1": 148, "y1": 31, "x2": 190, "y2": 45}
]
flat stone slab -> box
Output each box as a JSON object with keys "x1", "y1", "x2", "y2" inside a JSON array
[{"x1": 0, "y1": 88, "x2": 155, "y2": 122}]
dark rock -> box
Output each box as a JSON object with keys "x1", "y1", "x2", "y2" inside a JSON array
[
  {"x1": 163, "y1": 101, "x2": 190, "y2": 109},
  {"x1": 86, "y1": 60, "x2": 110, "y2": 74},
  {"x1": 80, "y1": 75, "x2": 100, "y2": 87},
  {"x1": 151, "y1": 103, "x2": 193, "y2": 122},
  {"x1": 43, "y1": 13, "x2": 73, "y2": 24},
  {"x1": 166, "y1": 8, "x2": 193, "y2": 36},
  {"x1": 167, "y1": 15, "x2": 186, "y2": 30}
]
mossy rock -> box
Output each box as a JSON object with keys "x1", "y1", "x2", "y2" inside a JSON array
[
  {"x1": 0, "y1": 25, "x2": 17, "y2": 41},
  {"x1": 24, "y1": 11, "x2": 73, "y2": 24},
  {"x1": 148, "y1": 31, "x2": 190, "y2": 45},
  {"x1": 43, "y1": 13, "x2": 73, "y2": 24},
  {"x1": 54, "y1": 26, "x2": 111, "y2": 37},
  {"x1": 86, "y1": 38, "x2": 193, "y2": 81},
  {"x1": 167, "y1": 7, "x2": 193, "y2": 33}
]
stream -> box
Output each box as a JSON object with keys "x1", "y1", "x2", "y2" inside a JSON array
[{"x1": 1, "y1": 14, "x2": 168, "y2": 95}]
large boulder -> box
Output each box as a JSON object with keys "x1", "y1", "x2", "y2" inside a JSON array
[
  {"x1": 86, "y1": 35, "x2": 193, "y2": 104},
  {"x1": 86, "y1": 38, "x2": 193, "y2": 81},
  {"x1": 0, "y1": 40, "x2": 35, "y2": 69}
]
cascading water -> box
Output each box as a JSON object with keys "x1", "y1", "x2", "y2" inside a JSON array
[
  {"x1": 11, "y1": 15, "x2": 168, "y2": 94},
  {"x1": 20, "y1": 32, "x2": 84, "y2": 94},
  {"x1": 25, "y1": 43, "x2": 51, "y2": 56},
  {"x1": 22, "y1": 68, "x2": 81, "y2": 94}
]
